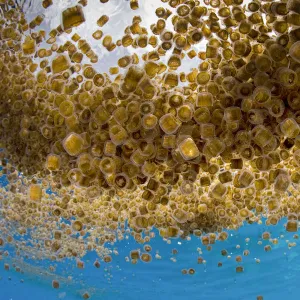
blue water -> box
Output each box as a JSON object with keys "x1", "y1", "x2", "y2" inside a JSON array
[
  {"x1": 0, "y1": 168, "x2": 299, "y2": 299},
  {"x1": 0, "y1": 209, "x2": 299, "y2": 300}
]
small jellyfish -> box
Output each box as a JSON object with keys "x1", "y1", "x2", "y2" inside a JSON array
[
  {"x1": 178, "y1": 138, "x2": 200, "y2": 161},
  {"x1": 144, "y1": 245, "x2": 152, "y2": 252},
  {"x1": 62, "y1": 6, "x2": 85, "y2": 30},
  {"x1": 52, "y1": 280, "x2": 60, "y2": 289},
  {"x1": 188, "y1": 268, "x2": 195, "y2": 275},
  {"x1": 104, "y1": 255, "x2": 112, "y2": 263},
  {"x1": 29, "y1": 184, "x2": 42, "y2": 201},
  {"x1": 82, "y1": 292, "x2": 90, "y2": 299},
  {"x1": 76, "y1": 260, "x2": 84, "y2": 269},
  {"x1": 72, "y1": 221, "x2": 83, "y2": 232},
  {"x1": 181, "y1": 269, "x2": 188, "y2": 275},
  {"x1": 236, "y1": 266, "x2": 244, "y2": 273},
  {"x1": 63, "y1": 133, "x2": 84, "y2": 156},
  {"x1": 141, "y1": 253, "x2": 152, "y2": 263},
  {"x1": 93, "y1": 260, "x2": 100, "y2": 268}
]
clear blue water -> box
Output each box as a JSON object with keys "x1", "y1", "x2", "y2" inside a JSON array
[
  {"x1": 0, "y1": 180, "x2": 298, "y2": 300},
  {"x1": 0, "y1": 167, "x2": 298, "y2": 300},
  {"x1": 0, "y1": 171, "x2": 297, "y2": 299}
]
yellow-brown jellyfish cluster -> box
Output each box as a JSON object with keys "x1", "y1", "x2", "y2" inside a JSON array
[{"x1": 0, "y1": 0, "x2": 299, "y2": 264}]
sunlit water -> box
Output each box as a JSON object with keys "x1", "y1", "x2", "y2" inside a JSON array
[
  {"x1": 0, "y1": 0, "x2": 299, "y2": 299},
  {"x1": 0, "y1": 169, "x2": 299, "y2": 299}
]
